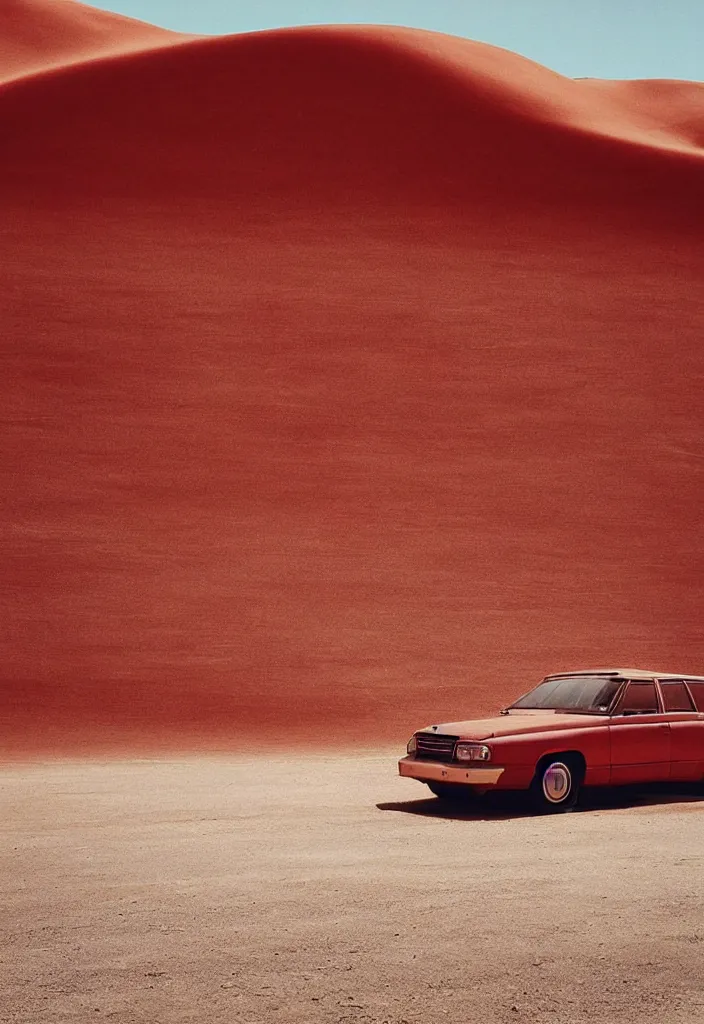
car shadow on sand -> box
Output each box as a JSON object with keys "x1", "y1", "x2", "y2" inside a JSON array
[{"x1": 377, "y1": 783, "x2": 704, "y2": 821}]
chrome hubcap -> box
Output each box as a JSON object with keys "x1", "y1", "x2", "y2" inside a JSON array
[{"x1": 542, "y1": 763, "x2": 571, "y2": 803}]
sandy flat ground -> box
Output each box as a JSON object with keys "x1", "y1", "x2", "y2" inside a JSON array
[{"x1": 1, "y1": 755, "x2": 703, "y2": 1024}]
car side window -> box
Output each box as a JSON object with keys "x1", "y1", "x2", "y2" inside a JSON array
[
  {"x1": 660, "y1": 680, "x2": 695, "y2": 712},
  {"x1": 617, "y1": 681, "x2": 659, "y2": 715},
  {"x1": 684, "y1": 681, "x2": 704, "y2": 712}
]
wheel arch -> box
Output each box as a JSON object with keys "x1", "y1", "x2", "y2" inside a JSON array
[{"x1": 534, "y1": 749, "x2": 587, "y2": 782}]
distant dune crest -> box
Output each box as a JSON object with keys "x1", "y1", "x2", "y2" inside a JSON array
[
  {"x1": 0, "y1": 0, "x2": 188, "y2": 83},
  {"x1": 1, "y1": 1, "x2": 702, "y2": 160}
]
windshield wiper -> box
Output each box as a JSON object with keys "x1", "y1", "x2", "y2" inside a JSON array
[{"x1": 557, "y1": 707, "x2": 609, "y2": 716}]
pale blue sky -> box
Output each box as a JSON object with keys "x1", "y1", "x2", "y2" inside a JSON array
[{"x1": 88, "y1": 0, "x2": 704, "y2": 80}]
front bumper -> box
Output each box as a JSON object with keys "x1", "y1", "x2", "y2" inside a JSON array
[{"x1": 398, "y1": 755, "x2": 505, "y2": 786}]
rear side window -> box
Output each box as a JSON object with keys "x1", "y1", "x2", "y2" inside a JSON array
[
  {"x1": 619, "y1": 681, "x2": 659, "y2": 714},
  {"x1": 684, "y1": 681, "x2": 704, "y2": 712},
  {"x1": 660, "y1": 680, "x2": 695, "y2": 712}
]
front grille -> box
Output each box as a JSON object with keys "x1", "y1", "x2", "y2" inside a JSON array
[{"x1": 414, "y1": 732, "x2": 458, "y2": 762}]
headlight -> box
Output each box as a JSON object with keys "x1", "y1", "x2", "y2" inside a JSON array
[
  {"x1": 406, "y1": 735, "x2": 418, "y2": 755},
  {"x1": 455, "y1": 742, "x2": 491, "y2": 762}
]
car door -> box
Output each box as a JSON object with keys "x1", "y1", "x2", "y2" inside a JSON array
[
  {"x1": 608, "y1": 680, "x2": 671, "y2": 784},
  {"x1": 660, "y1": 679, "x2": 704, "y2": 782}
]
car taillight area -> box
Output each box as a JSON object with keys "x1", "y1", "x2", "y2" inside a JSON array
[{"x1": 413, "y1": 732, "x2": 458, "y2": 762}]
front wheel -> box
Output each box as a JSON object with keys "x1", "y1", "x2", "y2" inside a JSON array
[
  {"x1": 427, "y1": 781, "x2": 475, "y2": 802},
  {"x1": 528, "y1": 758, "x2": 581, "y2": 813}
]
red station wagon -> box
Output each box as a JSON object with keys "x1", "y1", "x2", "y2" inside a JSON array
[{"x1": 398, "y1": 669, "x2": 704, "y2": 811}]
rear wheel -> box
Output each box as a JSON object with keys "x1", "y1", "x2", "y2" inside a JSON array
[{"x1": 528, "y1": 757, "x2": 582, "y2": 813}]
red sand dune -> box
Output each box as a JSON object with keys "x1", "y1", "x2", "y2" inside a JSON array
[{"x1": 1, "y1": 2, "x2": 703, "y2": 756}]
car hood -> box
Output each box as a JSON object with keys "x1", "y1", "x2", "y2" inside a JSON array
[{"x1": 419, "y1": 713, "x2": 607, "y2": 740}]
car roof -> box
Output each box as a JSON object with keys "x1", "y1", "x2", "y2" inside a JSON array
[{"x1": 544, "y1": 668, "x2": 704, "y2": 682}]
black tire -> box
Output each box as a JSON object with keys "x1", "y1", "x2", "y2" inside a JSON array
[
  {"x1": 426, "y1": 782, "x2": 475, "y2": 802},
  {"x1": 528, "y1": 757, "x2": 582, "y2": 813}
]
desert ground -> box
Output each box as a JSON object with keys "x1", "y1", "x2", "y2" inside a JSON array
[{"x1": 2, "y1": 756, "x2": 703, "y2": 1024}]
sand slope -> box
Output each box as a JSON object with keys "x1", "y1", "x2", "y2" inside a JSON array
[{"x1": 2, "y1": 2, "x2": 703, "y2": 755}]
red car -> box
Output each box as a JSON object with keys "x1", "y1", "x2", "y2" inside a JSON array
[{"x1": 398, "y1": 669, "x2": 704, "y2": 811}]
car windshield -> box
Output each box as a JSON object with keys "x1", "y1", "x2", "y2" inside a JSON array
[{"x1": 508, "y1": 675, "x2": 623, "y2": 713}]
